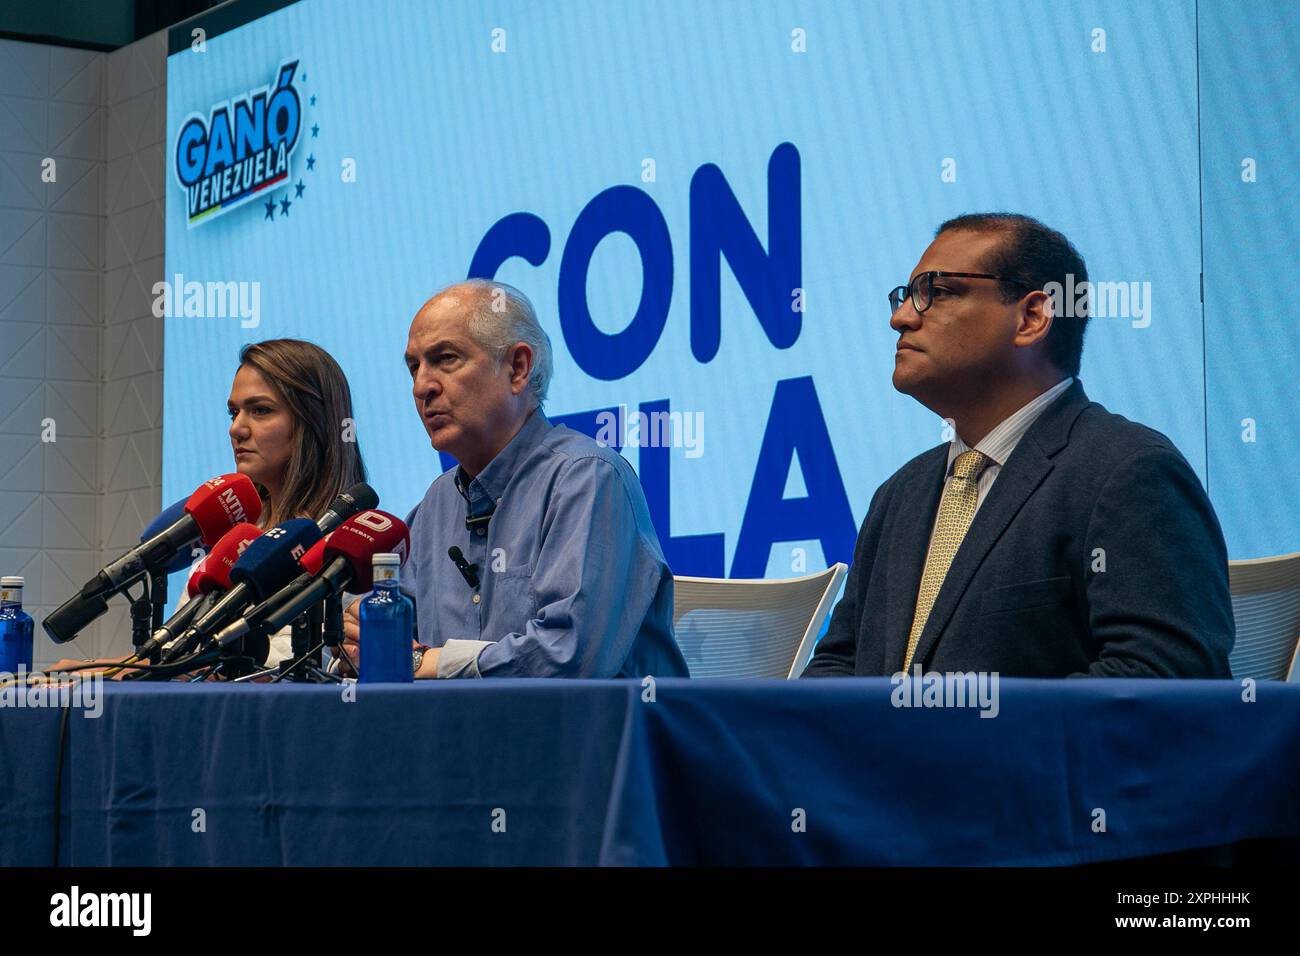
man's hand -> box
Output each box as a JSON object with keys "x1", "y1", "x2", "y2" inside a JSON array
[
  {"x1": 339, "y1": 598, "x2": 432, "y2": 678},
  {"x1": 416, "y1": 646, "x2": 440, "y2": 678},
  {"x1": 338, "y1": 599, "x2": 361, "y2": 676}
]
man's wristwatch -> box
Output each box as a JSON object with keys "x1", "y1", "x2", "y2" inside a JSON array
[{"x1": 413, "y1": 645, "x2": 432, "y2": 676}]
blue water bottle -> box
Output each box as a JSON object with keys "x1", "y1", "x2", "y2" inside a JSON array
[
  {"x1": 0, "y1": 576, "x2": 35, "y2": 675},
  {"x1": 359, "y1": 554, "x2": 414, "y2": 682}
]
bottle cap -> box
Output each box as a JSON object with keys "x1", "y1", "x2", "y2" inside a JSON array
[
  {"x1": 371, "y1": 553, "x2": 401, "y2": 568},
  {"x1": 0, "y1": 576, "x2": 23, "y2": 588}
]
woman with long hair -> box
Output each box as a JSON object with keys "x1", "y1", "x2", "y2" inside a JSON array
[
  {"x1": 221, "y1": 338, "x2": 368, "y2": 673},
  {"x1": 51, "y1": 338, "x2": 367, "y2": 677},
  {"x1": 228, "y1": 338, "x2": 367, "y2": 530}
]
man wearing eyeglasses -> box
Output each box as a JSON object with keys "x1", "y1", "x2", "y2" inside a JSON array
[{"x1": 804, "y1": 213, "x2": 1234, "y2": 679}]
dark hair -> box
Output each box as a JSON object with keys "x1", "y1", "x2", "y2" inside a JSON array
[
  {"x1": 237, "y1": 339, "x2": 367, "y2": 527},
  {"x1": 936, "y1": 212, "x2": 1089, "y2": 377}
]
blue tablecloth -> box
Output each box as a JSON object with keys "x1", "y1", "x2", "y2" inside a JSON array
[{"x1": 1, "y1": 678, "x2": 1297, "y2": 865}]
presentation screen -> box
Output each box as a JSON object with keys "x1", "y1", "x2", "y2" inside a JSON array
[{"x1": 163, "y1": 0, "x2": 1297, "y2": 595}]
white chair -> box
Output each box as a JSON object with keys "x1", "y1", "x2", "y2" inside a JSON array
[
  {"x1": 671, "y1": 564, "x2": 848, "y2": 679},
  {"x1": 1227, "y1": 551, "x2": 1300, "y2": 682}
]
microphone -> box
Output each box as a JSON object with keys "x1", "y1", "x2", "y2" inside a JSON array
[
  {"x1": 162, "y1": 518, "x2": 323, "y2": 663},
  {"x1": 185, "y1": 562, "x2": 206, "y2": 598},
  {"x1": 316, "y1": 482, "x2": 379, "y2": 533},
  {"x1": 298, "y1": 537, "x2": 328, "y2": 575},
  {"x1": 266, "y1": 533, "x2": 335, "y2": 664},
  {"x1": 447, "y1": 546, "x2": 479, "y2": 589},
  {"x1": 141, "y1": 497, "x2": 201, "y2": 634},
  {"x1": 141, "y1": 498, "x2": 204, "y2": 574},
  {"x1": 189, "y1": 521, "x2": 263, "y2": 596},
  {"x1": 227, "y1": 529, "x2": 336, "y2": 639},
  {"x1": 210, "y1": 522, "x2": 330, "y2": 638},
  {"x1": 188, "y1": 483, "x2": 372, "y2": 658},
  {"x1": 214, "y1": 510, "x2": 409, "y2": 648},
  {"x1": 135, "y1": 523, "x2": 263, "y2": 660},
  {"x1": 43, "y1": 474, "x2": 261, "y2": 644},
  {"x1": 157, "y1": 483, "x2": 362, "y2": 642},
  {"x1": 175, "y1": 541, "x2": 270, "y2": 671}
]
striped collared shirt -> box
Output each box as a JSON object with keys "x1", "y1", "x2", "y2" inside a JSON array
[{"x1": 927, "y1": 377, "x2": 1074, "y2": 546}]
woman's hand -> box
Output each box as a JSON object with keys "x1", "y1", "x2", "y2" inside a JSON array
[{"x1": 47, "y1": 655, "x2": 130, "y2": 677}]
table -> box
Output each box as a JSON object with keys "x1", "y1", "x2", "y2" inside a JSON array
[{"x1": 2, "y1": 677, "x2": 1297, "y2": 865}]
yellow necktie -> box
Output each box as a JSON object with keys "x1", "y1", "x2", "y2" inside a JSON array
[{"x1": 902, "y1": 449, "x2": 992, "y2": 672}]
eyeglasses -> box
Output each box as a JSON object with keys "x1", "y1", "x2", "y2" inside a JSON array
[{"x1": 888, "y1": 271, "x2": 1037, "y2": 316}]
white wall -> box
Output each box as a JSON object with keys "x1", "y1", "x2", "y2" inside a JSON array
[
  {"x1": 98, "y1": 31, "x2": 167, "y2": 659},
  {"x1": 0, "y1": 31, "x2": 165, "y2": 667}
]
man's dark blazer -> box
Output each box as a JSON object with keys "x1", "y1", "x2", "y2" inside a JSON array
[{"x1": 804, "y1": 380, "x2": 1235, "y2": 678}]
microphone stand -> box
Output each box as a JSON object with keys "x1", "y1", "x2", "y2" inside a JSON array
[
  {"x1": 149, "y1": 569, "x2": 167, "y2": 635},
  {"x1": 278, "y1": 599, "x2": 331, "y2": 682},
  {"x1": 128, "y1": 579, "x2": 154, "y2": 661},
  {"x1": 322, "y1": 591, "x2": 343, "y2": 663}
]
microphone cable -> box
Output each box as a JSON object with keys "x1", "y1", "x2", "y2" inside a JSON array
[{"x1": 268, "y1": 640, "x2": 342, "y2": 683}]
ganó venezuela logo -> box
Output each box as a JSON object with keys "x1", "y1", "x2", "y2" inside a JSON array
[{"x1": 174, "y1": 60, "x2": 303, "y2": 227}]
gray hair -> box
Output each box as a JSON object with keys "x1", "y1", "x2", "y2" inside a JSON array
[{"x1": 453, "y1": 278, "x2": 553, "y2": 410}]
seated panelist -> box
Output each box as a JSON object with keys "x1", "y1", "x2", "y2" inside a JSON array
[
  {"x1": 342, "y1": 280, "x2": 688, "y2": 679},
  {"x1": 52, "y1": 338, "x2": 368, "y2": 675},
  {"x1": 804, "y1": 213, "x2": 1235, "y2": 679},
  {"x1": 219, "y1": 338, "x2": 369, "y2": 668}
]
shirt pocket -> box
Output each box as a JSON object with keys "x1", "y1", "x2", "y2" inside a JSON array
[
  {"x1": 978, "y1": 576, "x2": 1072, "y2": 616},
  {"x1": 487, "y1": 562, "x2": 537, "y2": 619}
]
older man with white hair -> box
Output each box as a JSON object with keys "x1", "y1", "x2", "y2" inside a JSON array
[{"x1": 343, "y1": 279, "x2": 687, "y2": 679}]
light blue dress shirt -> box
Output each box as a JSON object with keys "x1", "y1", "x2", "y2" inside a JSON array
[{"x1": 404, "y1": 410, "x2": 689, "y2": 679}]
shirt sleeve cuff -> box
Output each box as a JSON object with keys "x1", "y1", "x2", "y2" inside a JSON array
[{"x1": 436, "y1": 639, "x2": 491, "y2": 679}]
